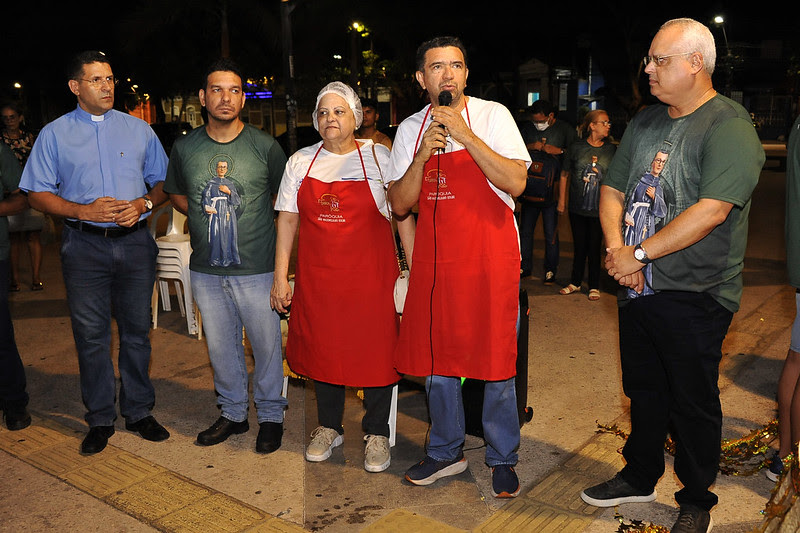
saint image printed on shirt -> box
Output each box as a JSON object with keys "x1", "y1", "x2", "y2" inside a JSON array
[
  {"x1": 202, "y1": 159, "x2": 242, "y2": 267},
  {"x1": 580, "y1": 155, "x2": 602, "y2": 211},
  {"x1": 623, "y1": 149, "x2": 668, "y2": 298}
]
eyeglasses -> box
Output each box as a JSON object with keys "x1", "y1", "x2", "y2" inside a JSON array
[
  {"x1": 642, "y1": 52, "x2": 694, "y2": 68},
  {"x1": 79, "y1": 76, "x2": 118, "y2": 88},
  {"x1": 593, "y1": 120, "x2": 611, "y2": 126}
]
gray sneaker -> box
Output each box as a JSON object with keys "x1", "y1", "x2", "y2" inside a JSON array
[
  {"x1": 364, "y1": 434, "x2": 391, "y2": 473},
  {"x1": 305, "y1": 426, "x2": 343, "y2": 462},
  {"x1": 580, "y1": 473, "x2": 656, "y2": 507},
  {"x1": 671, "y1": 505, "x2": 713, "y2": 533}
]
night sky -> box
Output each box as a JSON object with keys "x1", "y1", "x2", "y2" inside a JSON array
[{"x1": 3, "y1": 1, "x2": 795, "y2": 125}]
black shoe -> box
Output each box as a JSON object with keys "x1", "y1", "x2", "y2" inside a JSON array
[
  {"x1": 4, "y1": 405, "x2": 32, "y2": 431},
  {"x1": 580, "y1": 473, "x2": 656, "y2": 507},
  {"x1": 543, "y1": 271, "x2": 555, "y2": 284},
  {"x1": 125, "y1": 415, "x2": 170, "y2": 442},
  {"x1": 671, "y1": 505, "x2": 713, "y2": 533},
  {"x1": 256, "y1": 421, "x2": 283, "y2": 454},
  {"x1": 197, "y1": 416, "x2": 249, "y2": 446},
  {"x1": 81, "y1": 426, "x2": 115, "y2": 455},
  {"x1": 520, "y1": 270, "x2": 531, "y2": 279}
]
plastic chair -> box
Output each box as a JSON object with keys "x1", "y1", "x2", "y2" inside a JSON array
[{"x1": 149, "y1": 204, "x2": 201, "y2": 338}]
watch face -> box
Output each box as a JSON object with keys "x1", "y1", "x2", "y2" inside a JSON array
[{"x1": 634, "y1": 248, "x2": 645, "y2": 260}]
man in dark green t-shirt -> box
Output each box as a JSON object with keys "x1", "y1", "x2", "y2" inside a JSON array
[
  {"x1": 164, "y1": 58, "x2": 288, "y2": 454},
  {"x1": 579, "y1": 18, "x2": 764, "y2": 532}
]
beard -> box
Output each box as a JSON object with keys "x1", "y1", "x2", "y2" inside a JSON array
[{"x1": 206, "y1": 106, "x2": 240, "y2": 123}]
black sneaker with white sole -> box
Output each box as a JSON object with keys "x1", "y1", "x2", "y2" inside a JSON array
[
  {"x1": 580, "y1": 473, "x2": 656, "y2": 507},
  {"x1": 405, "y1": 452, "x2": 468, "y2": 486}
]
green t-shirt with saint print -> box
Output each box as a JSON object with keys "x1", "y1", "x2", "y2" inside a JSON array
[{"x1": 605, "y1": 94, "x2": 765, "y2": 312}]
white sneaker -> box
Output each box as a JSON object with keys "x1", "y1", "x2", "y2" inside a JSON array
[
  {"x1": 305, "y1": 426, "x2": 343, "y2": 462},
  {"x1": 364, "y1": 434, "x2": 391, "y2": 473}
]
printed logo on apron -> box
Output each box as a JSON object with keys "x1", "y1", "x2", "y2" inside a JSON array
[
  {"x1": 317, "y1": 193, "x2": 345, "y2": 222},
  {"x1": 424, "y1": 168, "x2": 455, "y2": 202}
]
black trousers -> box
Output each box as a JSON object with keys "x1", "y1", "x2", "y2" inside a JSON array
[
  {"x1": 618, "y1": 291, "x2": 733, "y2": 511},
  {"x1": 567, "y1": 212, "x2": 602, "y2": 289},
  {"x1": 0, "y1": 259, "x2": 28, "y2": 410},
  {"x1": 314, "y1": 380, "x2": 394, "y2": 438}
]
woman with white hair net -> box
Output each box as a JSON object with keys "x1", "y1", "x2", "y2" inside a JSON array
[{"x1": 271, "y1": 81, "x2": 415, "y2": 472}]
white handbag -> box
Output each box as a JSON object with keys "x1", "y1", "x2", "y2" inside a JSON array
[{"x1": 394, "y1": 269, "x2": 409, "y2": 314}]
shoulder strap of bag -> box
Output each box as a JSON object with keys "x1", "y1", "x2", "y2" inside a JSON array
[{"x1": 371, "y1": 144, "x2": 403, "y2": 268}]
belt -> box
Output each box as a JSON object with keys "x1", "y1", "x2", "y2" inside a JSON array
[{"x1": 65, "y1": 219, "x2": 147, "y2": 238}]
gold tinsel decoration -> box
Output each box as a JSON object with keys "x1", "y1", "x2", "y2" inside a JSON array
[
  {"x1": 596, "y1": 420, "x2": 797, "y2": 532},
  {"x1": 596, "y1": 419, "x2": 778, "y2": 476},
  {"x1": 755, "y1": 447, "x2": 799, "y2": 531},
  {"x1": 614, "y1": 511, "x2": 670, "y2": 533}
]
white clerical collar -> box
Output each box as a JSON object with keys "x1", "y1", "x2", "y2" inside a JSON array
[{"x1": 91, "y1": 114, "x2": 105, "y2": 122}]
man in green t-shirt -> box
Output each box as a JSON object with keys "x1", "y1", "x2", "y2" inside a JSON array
[
  {"x1": 164, "y1": 58, "x2": 288, "y2": 454},
  {"x1": 579, "y1": 18, "x2": 764, "y2": 532}
]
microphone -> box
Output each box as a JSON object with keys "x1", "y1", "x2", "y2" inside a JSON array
[{"x1": 436, "y1": 91, "x2": 452, "y2": 154}]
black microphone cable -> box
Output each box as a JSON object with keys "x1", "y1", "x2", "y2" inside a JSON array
[{"x1": 425, "y1": 91, "x2": 452, "y2": 432}]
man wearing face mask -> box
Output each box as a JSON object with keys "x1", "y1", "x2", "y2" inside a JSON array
[{"x1": 518, "y1": 100, "x2": 577, "y2": 283}]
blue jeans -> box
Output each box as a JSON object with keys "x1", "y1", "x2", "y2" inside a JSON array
[
  {"x1": 426, "y1": 375, "x2": 520, "y2": 466},
  {"x1": 61, "y1": 225, "x2": 157, "y2": 427},
  {"x1": 190, "y1": 271, "x2": 286, "y2": 424},
  {"x1": 426, "y1": 302, "x2": 521, "y2": 466},
  {"x1": 519, "y1": 202, "x2": 559, "y2": 274}
]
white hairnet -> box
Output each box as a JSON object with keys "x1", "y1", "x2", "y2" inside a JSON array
[{"x1": 312, "y1": 81, "x2": 363, "y2": 131}]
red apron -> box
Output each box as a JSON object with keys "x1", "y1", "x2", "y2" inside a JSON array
[
  {"x1": 395, "y1": 105, "x2": 519, "y2": 380},
  {"x1": 286, "y1": 144, "x2": 400, "y2": 387}
]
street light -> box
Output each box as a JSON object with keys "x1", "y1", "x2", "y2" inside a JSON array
[
  {"x1": 350, "y1": 21, "x2": 366, "y2": 89},
  {"x1": 713, "y1": 15, "x2": 730, "y2": 57},
  {"x1": 281, "y1": 0, "x2": 299, "y2": 155},
  {"x1": 713, "y1": 15, "x2": 733, "y2": 97}
]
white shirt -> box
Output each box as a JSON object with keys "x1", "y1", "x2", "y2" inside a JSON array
[
  {"x1": 385, "y1": 96, "x2": 531, "y2": 211},
  {"x1": 275, "y1": 138, "x2": 392, "y2": 218}
]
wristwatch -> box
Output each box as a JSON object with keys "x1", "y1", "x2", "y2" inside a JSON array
[
  {"x1": 633, "y1": 244, "x2": 652, "y2": 264},
  {"x1": 142, "y1": 195, "x2": 153, "y2": 212}
]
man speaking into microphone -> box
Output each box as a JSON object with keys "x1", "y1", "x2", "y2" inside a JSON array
[{"x1": 386, "y1": 36, "x2": 530, "y2": 497}]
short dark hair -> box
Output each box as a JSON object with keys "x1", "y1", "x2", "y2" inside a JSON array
[
  {"x1": 415, "y1": 36, "x2": 467, "y2": 72},
  {"x1": 67, "y1": 50, "x2": 111, "y2": 80},
  {"x1": 530, "y1": 100, "x2": 554, "y2": 117},
  {"x1": 203, "y1": 57, "x2": 244, "y2": 90},
  {"x1": 0, "y1": 101, "x2": 24, "y2": 116},
  {"x1": 360, "y1": 97, "x2": 378, "y2": 110}
]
